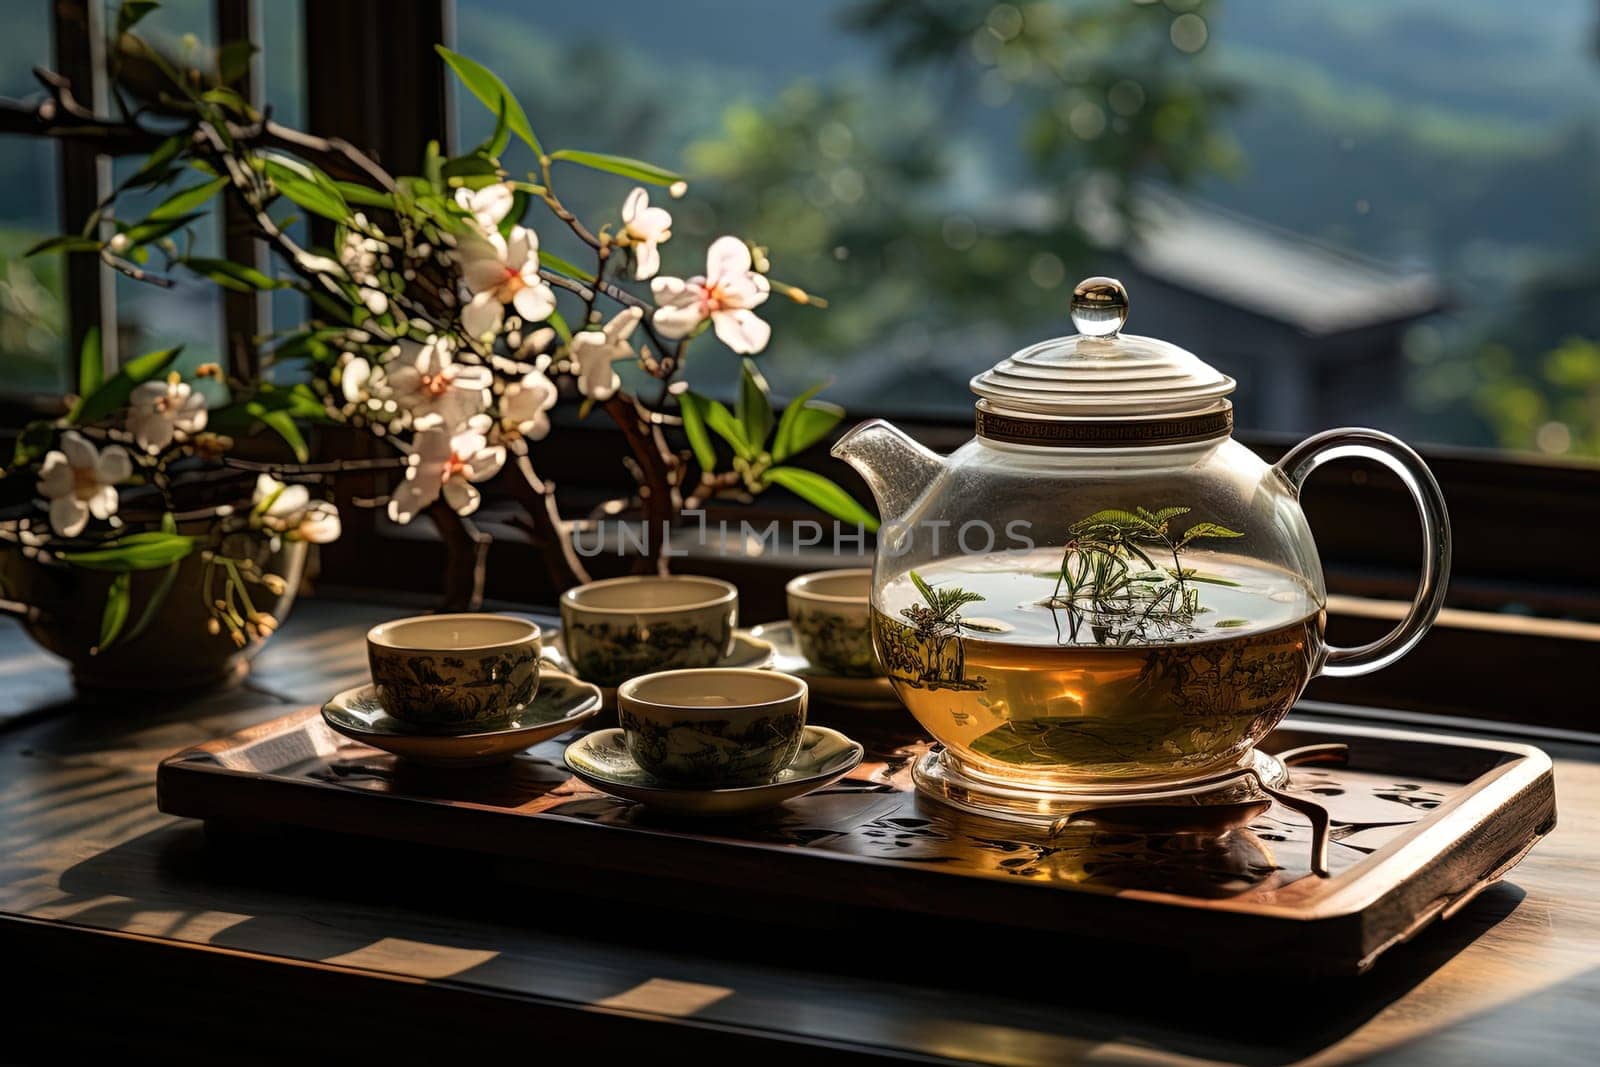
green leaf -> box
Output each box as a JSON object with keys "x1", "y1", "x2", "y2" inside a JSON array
[
  {"x1": 702, "y1": 399, "x2": 754, "y2": 460},
  {"x1": 258, "y1": 409, "x2": 308, "y2": 462},
  {"x1": 1179, "y1": 522, "x2": 1245, "y2": 545},
  {"x1": 215, "y1": 39, "x2": 257, "y2": 85},
  {"x1": 262, "y1": 155, "x2": 350, "y2": 222},
  {"x1": 537, "y1": 249, "x2": 595, "y2": 282},
  {"x1": 422, "y1": 140, "x2": 444, "y2": 190},
  {"x1": 909, "y1": 569, "x2": 936, "y2": 604},
  {"x1": 440, "y1": 153, "x2": 500, "y2": 181},
  {"x1": 61, "y1": 532, "x2": 198, "y2": 572},
  {"x1": 181, "y1": 256, "x2": 291, "y2": 292},
  {"x1": 547, "y1": 309, "x2": 572, "y2": 343},
  {"x1": 476, "y1": 93, "x2": 512, "y2": 159},
  {"x1": 331, "y1": 181, "x2": 393, "y2": 209},
  {"x1": 772, "y1": 382, "x2": 844, "y2": 462},
  {"x1": 1153, "y1": 506, "x2": 1191, "y2": 522},
  {"x1": 98, "y1": 572, "x2": 131, "y2": 652},
  {"x1": 24, "y1": 234, "x2": 103, "y2": 257},
  {"x1": 77, "y1": 325, "x2": 103, "y2": 398},
  {"x1": 211, "y1": 384, "x2": 325, "y2": 458},
  {"x1": 1179, "y1": 570, "x2": 1242, "y2": 588},
  {"x1": 10, "y1": 420, "x2": 54, "y2": 468},
  {"x1": 117, "y1": 0, "x2": 160, "y2": 36},
  {"x1": 120, "y1": 560, "x2": 182, "y2": 646},
  {"x1": 1069, "y1": 509, "x2": 1157, "y2": 535},
  {"x1": 736, "y1": 359, "x2": 774, "y2": 451},
  {"x1": 123, "y1": 134, "x2": 185, "y2": 190},
  {"x1": 149, "y1": 176, "x2": 227, "y2": 220},
  {"x1": 548, "y1": 149, "x2": 682, "y2": 186},
  {"x1": 119, "y1": 211, "x2": 205, "y2": 248},
  {"x1": 200, "y1": 86, "x2": 250, "y2": 114},
  {"x1": 762, "y1": 466, "x2": 879, "y2": 531},
  {"x1": 268, "y1": 329, "x2": 342, "y2": 366},
  {"x1": 436, "y1": 45, "x2": 541, "y2": 155},
  {"x1": 772, "y1": 382, "x2": 823, "y2": 461},
  {"x1": 775, "y1": 403, "x2": 843, "y2": 462},
  {"x1": 69, "y1": 345, "x2": 183, "y2": 425},
  {"x1": 307, "y1": 288, "x2": 358, "y2": 325},
  {"x1": 677, "y1": 392, "x2": 718, "y2": 473}
]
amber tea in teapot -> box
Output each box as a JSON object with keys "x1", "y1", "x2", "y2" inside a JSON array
[
  {"x1": 835, "y1": 276, "x2": 1451, "y2": 821},
  {"x1": 873, "y1": 547, "x2": 1324, "y2": 786}
]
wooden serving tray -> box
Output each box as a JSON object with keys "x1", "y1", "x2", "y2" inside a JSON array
[{"x1": 156, "y1": 711, "x2": 1555, "y2": 975}]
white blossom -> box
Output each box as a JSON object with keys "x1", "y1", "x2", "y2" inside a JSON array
[
  {"x1": 570, "y1": 307, "x2": 643, "y2": 401},
  {"x1": 387, "y1": 422, "x2": 506, "y2": 523},
  {"x1": 128, "y1": 377, "x2": 207, "y2": 453},
  {"x1": 501, "y1": 369, "x2": 558, "y2": 440},
  {"x1": 651, "y1": 236, "x2": 771, "y2": 354},
  {"x1": 37, "y1": 431, "x2": 130, "y2": 538},
  {"x1": 385, "y1": 337, "x2": 491, "y2": 430},
  {"x1": 458, "y1": 225, "x2": 556, "y2": 339},
  {"x1": 455, "y1": 182, "x2": 515, "y2": 235},
  {"x1": 294, "y1": 250, "x2": 344, "y2": 276},
  {"x1": 251, "y1": 474, "x2": 343, "y2": 544},
  {"x1": 619, "y1": 186, "x2": 672, "y2": 280},
  {"x1": 340, "y1": 354, "x2": 387, "y2": 405},
  {"x1": 340, "y1": 213, "x2": 389, "y2": 314},
  {"x1": 297, "y1": 500, "x2": 342, "y2": 543}
]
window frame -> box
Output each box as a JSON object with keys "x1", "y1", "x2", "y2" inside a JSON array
[{"x1": 10, "y1": 0, "x2": 1598, "y2": 729}]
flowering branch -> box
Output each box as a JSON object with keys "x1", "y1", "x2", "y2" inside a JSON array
[{"x1": 9, "y1": 11, "x2": 872, "y2": 608}]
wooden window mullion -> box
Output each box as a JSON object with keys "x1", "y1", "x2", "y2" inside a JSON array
[{"x1": 51, "y1": 0, "x2": 116, "y2": 386}]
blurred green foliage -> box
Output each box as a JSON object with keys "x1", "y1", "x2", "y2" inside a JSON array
[
  {"x1": 1474, "y1": 337, "x2": 1600, "y2": 458},
  {"x1": 672, "y1": 0, "x2": 1236, "y2": 381}
]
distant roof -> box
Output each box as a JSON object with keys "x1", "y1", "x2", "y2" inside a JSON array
[
  {"x1": 1117, "y1": 186, "x2": 1446, "y2": 337},
  {"x1": 818, "y1": 184, "x2": 1447, "y2": 414}
]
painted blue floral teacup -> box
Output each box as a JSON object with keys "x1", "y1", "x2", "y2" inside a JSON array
[
  {"x1": 559, "y1": 575, "x2": 738, "y2": 687},
  {"x1": 786, "y1": 568, "x2": 878, "y2": 677},
  {"x1": 617, "y1": 668, "x2": 807, "y2": 786},
  {"x1": 367, "y1": 613, "x2": 541, "y2": 731}
]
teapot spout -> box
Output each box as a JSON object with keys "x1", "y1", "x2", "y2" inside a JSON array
[{"x1": 831, "y1": 419, "x2": 946, "y2": 526}]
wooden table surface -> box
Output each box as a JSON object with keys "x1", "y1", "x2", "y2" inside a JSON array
[{"x1": 2, "y1": 596, "x2": 1596, "y2": 1065}]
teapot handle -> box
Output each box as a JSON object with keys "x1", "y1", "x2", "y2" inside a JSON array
[{"x1": 1275, "y1": 428, "x2": 1451, "y2": 679}]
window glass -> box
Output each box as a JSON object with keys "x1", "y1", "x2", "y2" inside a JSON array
[
  {"x1": 0, "y1": 4, "x2": 65, "y2": 393},
  {"x1": 0, "y1": 0, "x2": 304, "y2": 393},
  {"x1": 106, "y1": 0, "x2": 225, "y2": 377},
  {"x1": 260, "y1": 0, "x2": 307, "y2": 347},
  {"x1": 455, "y1": 0, "x2": 1600, "y2": 459}
]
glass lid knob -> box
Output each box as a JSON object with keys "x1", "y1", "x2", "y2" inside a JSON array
[{"x1": 1069, "y1": 276, "x2": 1129, "y2": 338}]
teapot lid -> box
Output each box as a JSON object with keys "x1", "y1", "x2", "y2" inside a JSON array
[{"x1": 970, "y1": 277, "x2": 1236, "y2": 447}]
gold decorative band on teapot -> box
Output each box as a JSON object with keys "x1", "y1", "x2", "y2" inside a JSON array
[{"x1": 974, "y1": 406, "x2": 1234, "y2": 447}]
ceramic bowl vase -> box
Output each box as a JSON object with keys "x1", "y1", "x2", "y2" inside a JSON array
[
  {"x1": 0, "y1": 529, "x2": 305, "y2": 692},
  {"x1": 559, "y1": 575, "x2": 738, "y2": 688},
  {"x1": 616, "y1": 667, "x2": 808, "y2": 786},
  {"x1": 366, "y1": 614, "x2": 542, "y2": 731}
]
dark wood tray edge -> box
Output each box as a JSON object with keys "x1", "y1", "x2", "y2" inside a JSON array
[{"x1": 155, "y1": 715, "x2": 1558, "y2": 976}]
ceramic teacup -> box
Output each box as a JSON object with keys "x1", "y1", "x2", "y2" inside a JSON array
[
  {"x1": 366, "y1": 613, "x2": 541, "y2": 731},
  {"x1": 559, "y1": 575, "x2": 738, "y2": 687},
  {"x1": 617, "y1": 668, "x2": 808, "y2": 786},
  {"x1": 786, "y1": 568, "x2": 878, "y2": 677}
]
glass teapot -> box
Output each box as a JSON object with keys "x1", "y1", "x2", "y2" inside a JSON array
[{"x1": 833, "y1": 277, "x2": 1450, "y2": 820}]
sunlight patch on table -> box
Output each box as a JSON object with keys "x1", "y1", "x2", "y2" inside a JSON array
[
  {"x1": 596, "y1": 978, "x2": 734, "y2": 1017},
  {"x1": 322, "y1": 937, "x2": 499, "y2": 978}
]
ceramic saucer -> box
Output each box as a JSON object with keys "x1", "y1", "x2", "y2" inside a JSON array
[
  {"x1": 564, "y1": 725, "x2": 864, "y2": 815},
  {"x1": 322, "y1": 670, "x2": 602, "y2": 767},
  {"x1": 748, "y1": 620, "x2": 901, "y2": 710},
  {"x1": 541, "y1": 626, "x2": 775, "y2": 697}
]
